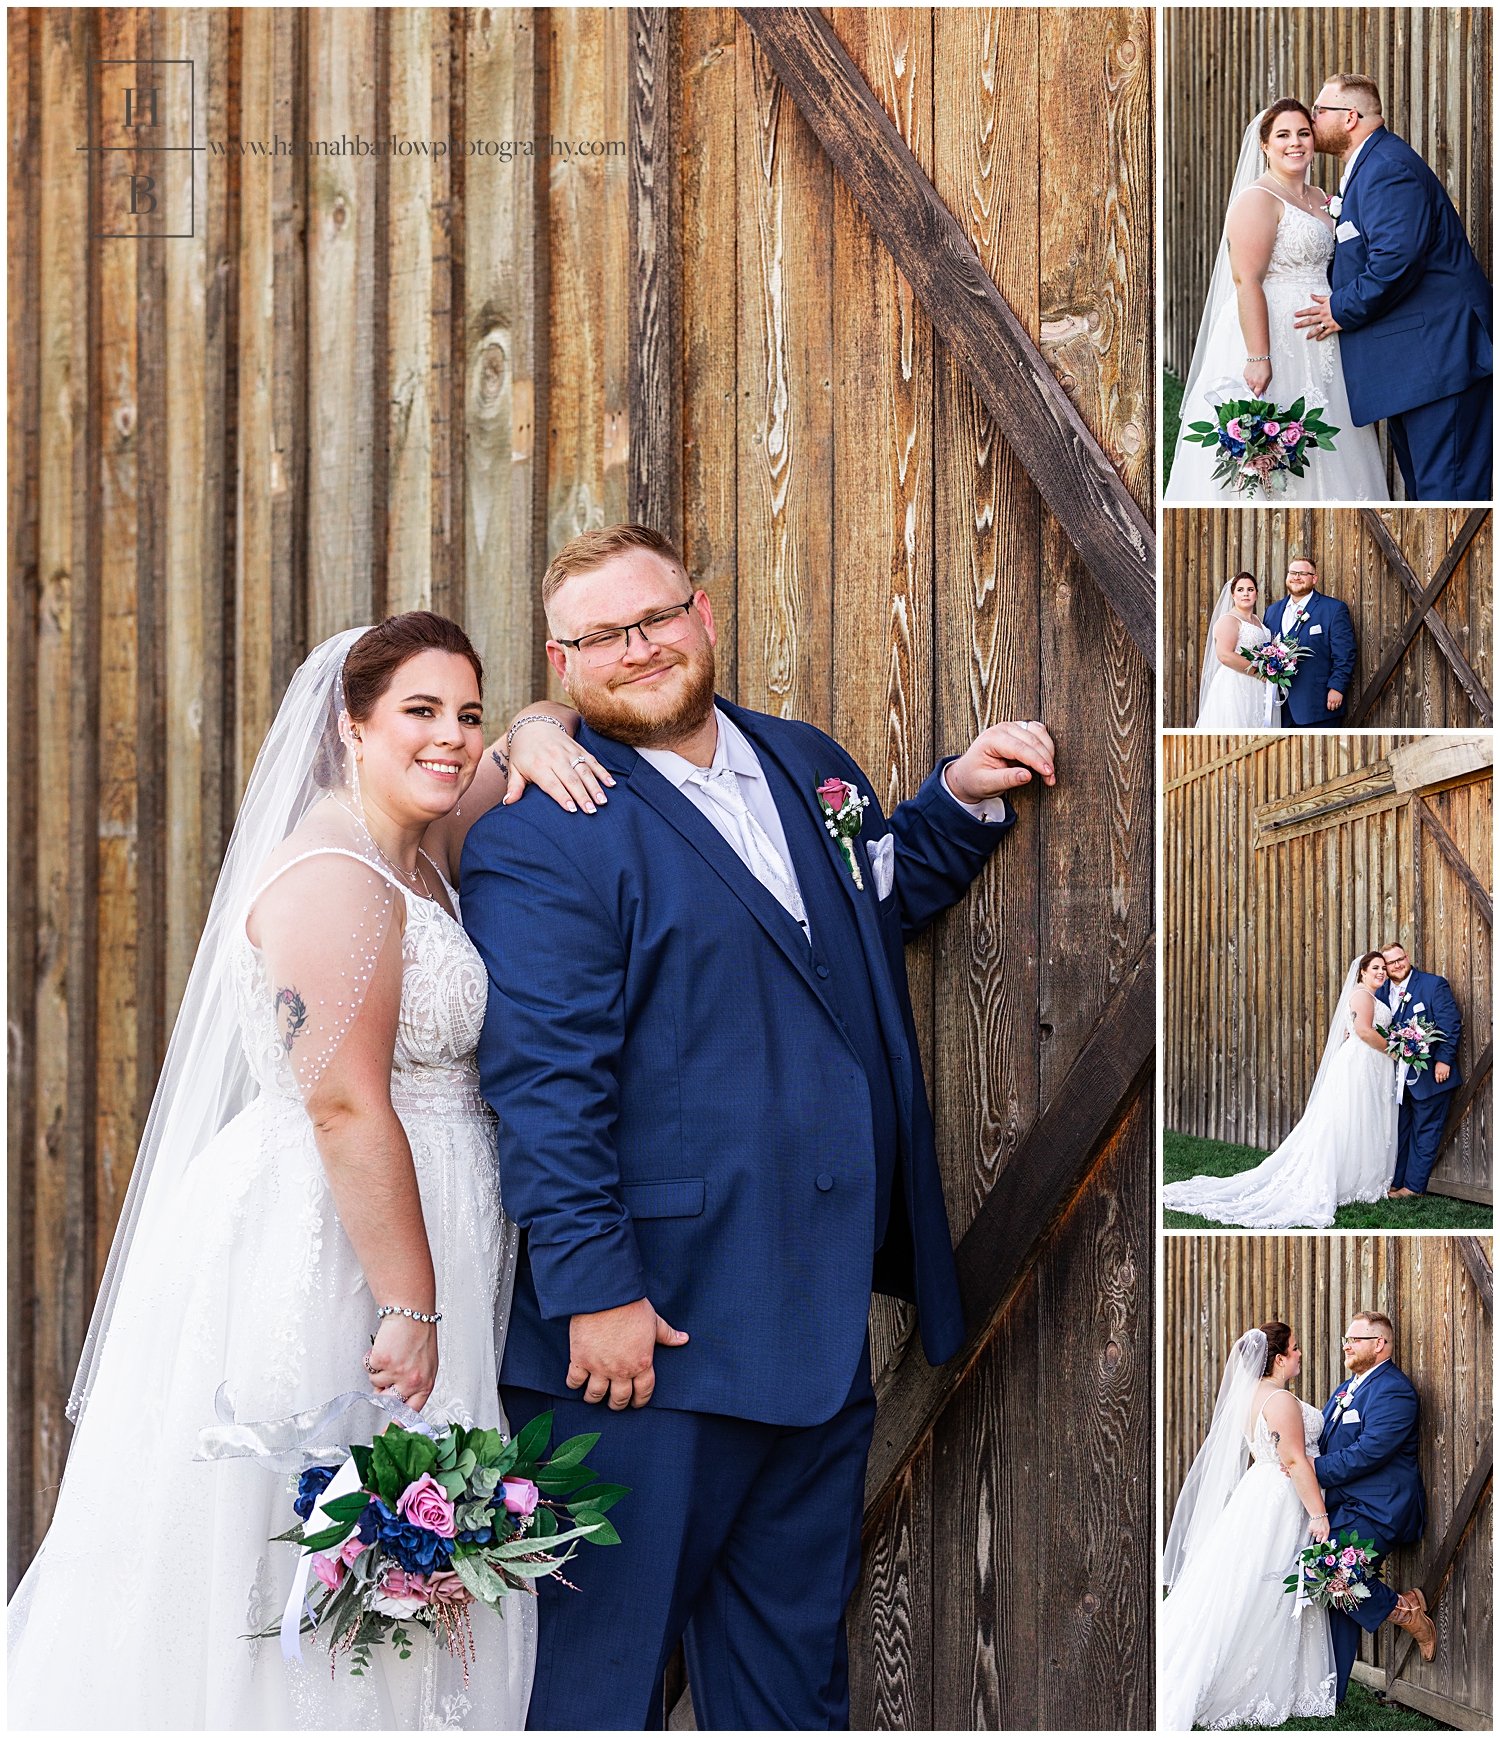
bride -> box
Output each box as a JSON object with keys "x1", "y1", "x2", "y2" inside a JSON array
[
  {"x1": 1162, "y1": 952, "x2": 1398, "y2": 1227},
  {"x1": 1197, "y1": 571, "x2": 1281, "y2": 728},
  {"x1": 1167, "y1": 100, "x2": 1388, "y2": 502},
  {"x1": 7, "y1": 613, "x2": 606, "y2": 1729},
  {"x1": 1159, "y1": 1324, "x2": 1337, "y2": 1730}
]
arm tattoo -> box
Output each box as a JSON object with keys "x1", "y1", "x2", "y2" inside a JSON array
[
  {"x1": 491, "y1": 747, "x2": 509, "y2": 773},
  {"x1": 275, "y1": 986, "x2": 309, "y2": 1052}
]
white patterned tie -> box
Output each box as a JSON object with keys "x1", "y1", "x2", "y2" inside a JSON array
[{"x1": 691, "y1": 766, "x2": 809, "y2": 937}]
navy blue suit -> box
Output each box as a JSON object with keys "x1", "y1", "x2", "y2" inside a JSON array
[
  {"x1": 1329, "y1": 126, "x2": 1493, "y2": 500},
  {"x1": 1272, "y1": 591, "x2": 1357, "y2": 726},
  {"x1": 1318, "y1": 1360, "x2": 1426, "y2": 1703},
  {"x1": 461, "y1": 700, "x2": 1006, "y2": 1728},
  {"x1": 1379, "y1": 970, "x2": 1462, "y2": 1193}
]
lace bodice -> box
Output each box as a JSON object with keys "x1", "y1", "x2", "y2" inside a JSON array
[
  {"x1": 1349, "y1": 998, "x2": 1394, "y2": 1041},
  {"x1": 233, "y1": 851, "x2": 490, "y2": 1112},
  {"x1": 1257, "y1": 191, "x2": 1335, "y2": 288},
  {"x1": 1249, "y1": 1396, "x2": 1326, "y2": 1465},
  {"x1": 1233, "y1": 617, "x2": 1270, "y2": 653}
]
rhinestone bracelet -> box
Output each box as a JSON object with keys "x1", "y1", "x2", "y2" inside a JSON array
[
  {"x1": 1245, "y1": 353, "x2": 1270, "y2": 362},
  {"x1": 506, "y1": 713, "x2": 571, "y2": 750},
  {"x1": 376, "y1": 1304, "x2": 443, "y2": 1324}
]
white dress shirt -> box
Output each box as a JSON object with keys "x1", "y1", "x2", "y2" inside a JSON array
[
  {"x1": 637, "y1": 709, "x2": 1005, "y2": 934},
  {"x1": 1339, "y1": 132, "x2": 1375, "y2": 193},
  {"x1": 1282, "y1": 593, "x2": 1311, "y2": 636}
]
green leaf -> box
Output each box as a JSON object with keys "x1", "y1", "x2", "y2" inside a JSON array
[
  {"x1": 536, "y1": 1466, "x2": 598, "y2": 1495},
  {"x1": 453, "y1": 1552, "x2": 511, "y2": 1607},
  {"x1": 350, "y1": 1443, "x2": 373, "y2": 1486},
  {"x1": 543, "y1": 1432, "x2": 600, "y2": 1472},
  {"x1": 457, "y1": 1448, "x2": 477, "y2": 1481},
  {"x1": 491, "y1": 1521, "x2": 602, "y2": 1558},
  {"x1": 300, "y1": 1518, "x2": 357, "y2": 1552},
  {"x1": 492, "y1": 1439, "x2": 520, "y2": 1478},
  {"x1": 436, "y1": 1467, "x2": 468, "y2": 1499},
  {"x1": 1287, "y1": 396, "x2": 1306, "y2": 420},
  {"x1": 567, "y1": 1481, "x2": 630, "y2": 1515},
  {"x1": 577, "y1": 1514, "x2": 621, "y2": 1546},
  {"x1": 371, "y1": 1426, "x2": 438, "y2": 1503},
  {"x1": 322, "y1": 1491, "x2": 372, "y2": 1524},
  {"x1": 512, "y1": 1411, "x2": 553, "y2": 1467},
  {"x1": 532, "y1": 1505, "x2": 558, "y2": 1539},
  {"x1": 1187, "y1": 420, "x2": 1215, "y2": 434},
  {"x1": 467, "y1": 1429, "x2": 504, "y2": 1467}
]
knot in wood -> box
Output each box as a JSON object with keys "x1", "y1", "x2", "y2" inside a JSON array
[
  {"x1": 477, "y1": 341, "x2": 508, "y2": 407},
  {"x1": 332, "y1": 196, "x2": 348, "y2": 230},
  {"x1": 1102, "y1": 1338, "x2": 1123, "y2": 1373},
  {"x1": 113, "y1": 403, "x2": 136, "y2": 442}
]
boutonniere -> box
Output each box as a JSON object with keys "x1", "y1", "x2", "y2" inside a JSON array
[
  {"x1": 1333, "y1": 1385, "x2": 1355, "y2": 1417},
  {"x1": 1328, "y1": 194, "x2": 1343, "y2": 218},
  {"x1": 815, "y1": 774, "x2": 870, "y2": 889}
]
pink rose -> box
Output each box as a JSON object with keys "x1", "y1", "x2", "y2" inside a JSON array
[
  {"x1": 1250, "y1": 454, "x2": 1275, "y2": 475},
  {"x1": 310, "y1": 1552, "x2": 345, "y2": 1593},
  {"x1": 423, "y1": 1571, "x2": 473, "y2": 1606},
  {"x1": 1340, "y1": 1547, "x2": 1359, "y2": 1567},
  {"x1": 1226, "y1": 417, "x2": 1244, "y2": 439},
  {"x1": 816, "y1": 777, "x2": 850, "y2": 815},
  {"x1": 1281, "y1": 422, "x2": 1304, "y2": 444},
  {"x1": 397, "y1": 1472, "x2": 457, "y2": 1538},
  {"x1": 1263, "y1": 420, "x2": 1281, "y2": 436},
  {"x1": 1323, "y1": 1555, "x2": 1337, "y2": 1566},
  {"x1": 501, "y1": 1477, "x2": 540, "y2": 1517},
  {"x1": 338, "y1": 1533, "x2": 366, "y2": 1569},
  {"x1": 370, "y1": 1567, "x2": 431, "y2": 1619}
]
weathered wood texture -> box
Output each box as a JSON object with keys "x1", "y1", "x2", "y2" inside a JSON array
[
  {"x1": 1164, "y1": 734, "x2": 1492, "y2": 1198},
  {"x1": 1163, "y1": 507, "x2": 1493, "y2": 729},
  {"x1": 1164, "y1": 1236, "x2": 1493, "y2": 1724},
  {"x1": 9, "y1": 12, "x2": 1155, "y2": 1721},
  {"x1": 1164, "y1": 7, "x2": 1493, "y2": 381}
]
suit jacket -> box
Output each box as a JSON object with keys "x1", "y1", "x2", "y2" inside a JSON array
[
  {"x1": 1379, "y1": 968, "x2": 1462, "y2": 1099},
  {"x1": 1319, "y1": 1359, "x2": 1427, "y2": 1548},
  {"x1": 1329, "y1": 126, "x2": 1493, "y2": 426},
  {"x1": 1272, "y1": 590, "x2": 1357, "y2": 725},
  {"x1": 461, "y1": 699, "x2": 1008, "y2": 1428}
]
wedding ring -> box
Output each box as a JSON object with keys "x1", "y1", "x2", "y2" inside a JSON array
[{"x1": 570, "y1": 755, "x2": 587, "y2": 769}]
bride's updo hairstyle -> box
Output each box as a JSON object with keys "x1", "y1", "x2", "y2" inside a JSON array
[
  {"x1": 1259, "y1": 1321, "x2": 1293, "y2": 1376},
  {"x1": 313, "y1": 610, "x2": 485, "y2": 789},
  {"x1": 1356, "y1": 950, "x2": 1386, "y2": 987},
  {"x1": 1259, "y1": 99, "x2": 1315, "y2": 149}
]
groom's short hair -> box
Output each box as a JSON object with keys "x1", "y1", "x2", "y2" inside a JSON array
[
  {"x1": 542, "y1": 524, "x2": 688, "y2": 610},
  {"x1": 1288, "y1": 552, "x2": 1318, "y2": 570},
  {"x1": 1353, "y1": 1309, "x2": 1395, "y2": 1342},
  {"x1": 1330, "y1": 73, "x2": 1383, "y2": 116}
]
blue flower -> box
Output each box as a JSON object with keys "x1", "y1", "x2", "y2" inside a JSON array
[
  {"x1": 456, "y1": 1525, "x2": 495, "y2": 1546},
  {"x1": 370, "y1": 1498, "x2": 454, "y2": 1575},
  {"x1": 294, "y1": 1465, "x2": 339, "y2": 1521}
]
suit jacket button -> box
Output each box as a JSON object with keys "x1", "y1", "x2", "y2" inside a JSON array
[
  {"x1": 816, "y1": 1172, "x2": 835, "y2": 1192},
  {"x1": 815, "y1": 963, "x2": 830, "y2": 979}
]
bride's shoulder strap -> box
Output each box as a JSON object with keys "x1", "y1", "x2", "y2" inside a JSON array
[
  {"x1": 1230, "y1": 180, "x2": 1288, "y2": 213},
  {"x1": 247, "y1": 845, "x2": 411, "y2": 914}
]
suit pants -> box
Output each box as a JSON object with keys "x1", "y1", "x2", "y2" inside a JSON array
[
  {"x1": 1327, "y1": 1531, "x2": 1399, "y2": 1704},
  {"x1": 1394, "y1": 1090, "x2": 1452, "y2": 1194},
  {"x1": 1386, "y1": 374, "x2": 1492, "y2": 501},
  {"x1": 502, "y1": 1359, "x2": 876, "y2": 1731}
]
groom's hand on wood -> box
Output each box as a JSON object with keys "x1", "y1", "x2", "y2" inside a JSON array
[
  {"x1": 945, "y1": 722, "x2": 1057, "y2": 802},
  {"x1": 567, "y1": 1297, "x2": 689, "y2": 1409}
]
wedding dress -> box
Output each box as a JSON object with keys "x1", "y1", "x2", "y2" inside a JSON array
[
  {"x1": 8, "y1": 632, "x2": 535, "y2": 1730},
  {"x1": 1167, "y1": 117, "x2": 1389, "y2": 503},
  {"x1": 1162, "y1": 966, "x2": 1397, "y2": 1228},
  {"x1": 1198, "y1": 615, "x2": 1280, "y2": 729},
  {"x1": 1160, "y1": 1387, "x2": 1337, "y2": 1730}
]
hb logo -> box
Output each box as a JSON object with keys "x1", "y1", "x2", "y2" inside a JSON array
[{"x1": 86, "y1": 62, "x2": 196, "y2": 238}]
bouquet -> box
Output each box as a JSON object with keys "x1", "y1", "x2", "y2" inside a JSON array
[
  {"x1": 1387, "y1": 1012, "x2": 1447, "y2": 1076},
  {"x1": 254, "y1": 1411, "x2": 626, "y2": 1679},
  {"x1": 1183, "y1": 387, "x2": 1340, "y2": 499},
  {"x1": 1284, "y1": 1528, "x2": 1381, "y2": 1615},
  {"x1": 1243, "y1": 636, "x2": 1313, "y2": 699}
]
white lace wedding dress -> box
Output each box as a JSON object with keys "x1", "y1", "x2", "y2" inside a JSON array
[
  {"x1": 7, "y1": 857, "x2": 535, "y2": 1730},
  {"x1": 1167, "y1": 187, "x2": 1389, "y2": 502},
  {"x1": 1198, "y1": 617, "x2": 1281, "y2": 728},
  {"x1": 1162, "y1": 998, "x2": 1397, "y2": 1227},
  {"x1": 1159, "y1": 1398, "x2": 1338, "y2": 1730}
]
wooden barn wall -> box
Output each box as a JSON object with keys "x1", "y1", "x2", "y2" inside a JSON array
[
  {"x1": 1163, "y1": 1236, "x2": 1493, "y2": 1725},
  {"x1": 9, "y1": 9, "x2": 1156, "y2": 1720},
  {"x1": 1164, "y1": 7, "x2": 1493, "y2": 382},
  {"x1": 1162, "y1": 508, "x2": 1493, "y2": 730},
  {"x1": 1163, "y1": 735, "x2": 1492, "y2": 1197}
]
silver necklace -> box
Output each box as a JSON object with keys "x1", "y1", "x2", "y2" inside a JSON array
[{"x1": 333, "y1": 794, "x2": 433, "y2": 900}]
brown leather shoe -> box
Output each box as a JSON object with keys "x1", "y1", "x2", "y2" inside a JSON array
[{"x1": 1391, "y1": 1595, "x2": 1437, "y2": 1661}]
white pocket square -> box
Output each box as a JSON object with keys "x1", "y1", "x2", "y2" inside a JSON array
[
  {"x1": 1310, "y1": 624, "x2": 1323, "y2": 634},
  {"x1": 1342, "y1": 1408, "x2": 1361, "y2": 1424},
  {"x1": 1336, "y1": 220, "x2": 1361, "y2": 242},
  {"x1": 1414, "y1": 1002, "x2": 1425, "y2": 1012},
  {"x1": 869, "y1": 833, "x2": 895, "y2": 901}
]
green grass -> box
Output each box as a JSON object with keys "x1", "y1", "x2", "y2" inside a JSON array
[
  {"x1": 1163, "y1": 368, "x2": 1184, "y2": 483},
  {"x1": 1163, "y1": 1131, "x2": 1492, "y2": 1231},
  {"x1": 1268, "y1": 1681, "x2": 1449, "y2": 1731}
]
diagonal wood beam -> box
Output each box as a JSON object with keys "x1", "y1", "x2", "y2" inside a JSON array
[
  {"x1": 737, "y1": 6, "x2": 1155, "y2": 668},
  {"x1": 1413, "y1": 794, "x2": 1493, "y2": 927},
  {"x1": 1350, "y1": 508, "x2": 1489, "y2": 724},
  {"x1": 863, "y1": 935, "x2": 1155, "y2": 1517},
  {"x1": 1439, "y1": 1043, "x2": 1493, "y2": 1164},
  {"x1": 1386, "y1": 1431, "x2": 1492, "y2": 1687},
  {"x1": 1455, "y1": 1235, "x2": 1493, "y2": 1318},
  {"x1": 1359, "y1": 509, "x2": 1493, "y2": 724}
]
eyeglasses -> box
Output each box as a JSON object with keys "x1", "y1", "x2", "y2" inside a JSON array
[
  {"x1": 554, "y1": 597, "x2": 699, "y2": 667},
  {"x1": 1341, "y1": 1334, "x2": 1385, "y2": 1344},
  {"x1": 1311, "y1": 104, "x2": 1363, "y2": 118}
]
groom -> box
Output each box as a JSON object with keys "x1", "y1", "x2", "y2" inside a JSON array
[
  {"x1": 1295, "y1": 73, "x2": 1493, "y2": 501},
  {"x1": 1379, "y1": 942, "x2": 1462, "y2": 1198},
  {"x1": 1274, "y1": 555, "x2": 1356, "y2": 726},
  {"x1": 1317, "y1": 1312, "x2": 1433, "y2": 1704},
  {"x1": 462, "y1": 524, "x2": 1056, "y2": 1729}
]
